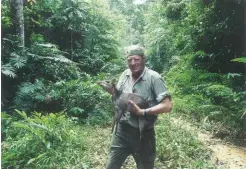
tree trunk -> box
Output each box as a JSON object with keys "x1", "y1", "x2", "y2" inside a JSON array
[
  {"x1": 71, "y1": 31, "x2": 73, "y2": 61},
  {"x1": 12, "y1": 0, "x2": 25, "y2": 47},
  {"x1": 244, "y1": 0, "x2": 246, "y2": 89}
]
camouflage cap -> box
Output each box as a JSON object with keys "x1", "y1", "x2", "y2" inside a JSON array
[{"x1": 125, "y1": 45, "x2": 145, "y2": 57}]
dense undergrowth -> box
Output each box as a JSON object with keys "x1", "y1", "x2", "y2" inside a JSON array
[
  {"x1": 1, "y1": 0, "x2": 246, "y2": 168},
  {"x1": 166, "y1": 53, "x2": 246, "y2": 139},
  {"x1": 2, "y1": 111, "x2": 215, "y2": 169},
  {"x1": 2, "y1": 111, "x2": 87, "y2": 168}
]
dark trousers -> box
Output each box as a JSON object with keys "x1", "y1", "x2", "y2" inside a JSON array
[{"x1": 105, "y1": 123, "x2": 156, "y2": 169}]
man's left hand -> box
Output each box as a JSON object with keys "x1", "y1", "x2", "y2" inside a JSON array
[{"x1": 128, "y1": 100, "x2": 142, "y2": 116}]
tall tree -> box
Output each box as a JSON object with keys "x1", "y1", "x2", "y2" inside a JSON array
[
  {"x1": 11, "y1": 0, "x2": 25, "y2": 47},
  {"x1": 244, "y1": 0, "x2": 246, "y2": 88}
]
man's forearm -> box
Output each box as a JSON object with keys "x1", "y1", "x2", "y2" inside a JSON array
[
  {"x1": 128, "y1": 97, "x2": 172, "y2": 116},
  {"x1": 145, "y1": 97, "x2": 172, "y2": 115}
]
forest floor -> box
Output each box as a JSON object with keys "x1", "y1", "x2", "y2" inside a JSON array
[
  {"x1": 198, "y1": 132, "x2": 246, "y2": 169},
  {"x1": 84, "y1": 117, "x2": 246, "y2": 169},
  {"x1": 172, "y1": 117, "x2": 246, "y2": 169}
]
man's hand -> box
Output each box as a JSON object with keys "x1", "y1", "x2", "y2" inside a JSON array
[
  {"x1": 128, "y1": 100, "x2": 143, "y2": 116},
  {"x1": 128, "y1": 97, "x2": 172, "y2": 116}
]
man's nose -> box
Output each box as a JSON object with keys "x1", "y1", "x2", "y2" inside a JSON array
[{"x1": 130, "y1": 59, "x2": 137, "y2": 65}]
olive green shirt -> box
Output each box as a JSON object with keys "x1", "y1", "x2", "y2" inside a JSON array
[{"x1": 116, "y1": 67, "x2": 170, "y2": 130}]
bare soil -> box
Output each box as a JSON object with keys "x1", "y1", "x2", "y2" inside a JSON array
[
  {"x1": 198, "y1": 132, "x2": 246, "y2": 169},
  {"x1": 172, "y1": 117, "x2": 246, "y2": 169}
]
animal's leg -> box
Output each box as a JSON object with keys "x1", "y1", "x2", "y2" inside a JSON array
[
  {"x1": 114, "y1": 109, "x2": 123, "y2": 134},
  {"x1": 111, "y1": 115, "x2": 116, "y2": 133},
  {"x1": 114, "y1": 104, "x2": 127, "y2": 134}
]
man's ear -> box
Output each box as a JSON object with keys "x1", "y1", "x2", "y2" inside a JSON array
[{"x1": 143, "y1": 56, "x2": 146, "y2": 63}]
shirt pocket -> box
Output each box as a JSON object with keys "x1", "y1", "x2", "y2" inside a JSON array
[{"x1": 133, "y1": 82, "x2": 153, "y2": 105}]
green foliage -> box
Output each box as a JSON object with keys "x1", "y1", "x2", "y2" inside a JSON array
[
  {"x1": 143, "y1": 0, "x2": 244, "y2": 73},
  {"x1": 2, "y1": 0, "x2": 122, "y2": 114},
  {"x1": 1, "y1": 33, "x2": 81, "y2": 110},
  {"x1": 1, "y1": 63, "x2": 17, "y2": 78},
  {"x1": 156, "y1": 116, "x2": 215, "y2": 169},
  {"x1": 2, "y1": 110, "x2": 86, "y2": 168},
  {"x1": 1, "y1": 36, "x2": 28, "y2": 79},
  {"x1": 53, "y1": 78, "x2": 114, "y2": 124},
  {"x1": 171, "y1": 95, "x2": 211, "y2": 118},
  {"x1": 205, "y1": 85, "x2": 233, "y2": 105},
  {"x1": 13, "y1": 77, "x2": 114, "y2": 125},
  {"x1": 186, "y1": 0, "x2": 244, "y2": 73},
  {"x1": 143, "y1": 0, "x2": 246, "y2": 136},
  {"x1": 232, "y1": 57, "x2": 246, "y2": 63},
  {"x1": 98, "y1": 58, "x2": 127, "y2": 75},
  {"x1": 27, "y1": 41, "x2": 80, "y2": 82},
  {"x1": 1, "y1": 37, "x2": 81, "y2": 111},
  {"x1": 2, "y1": 1, "x2": 246, "y2": 164},
  {"x1": 167, "y1": 53, "x2": 246, "y2": 137},
  {"x1": 143, "y1": 0, "x2": 195, "y2": 72},
  {"x1": 1, "y1": 112, "x2": 18, "y2": 142},
  {"x1": 1, "y1": 1, "x2": 12, "y2": 29},
  {"x1": 49, "y1": 0, "x2": 121, "y2": 74},
  {"x1": 2, "y1": 34, "x2": 115, "y2": 124},
  {"x1": 165, "y1": 0, "x2": 186, "y2": 21},
  {"x1": 14, "y1": 80, "x2": 46, "y2": 111}
]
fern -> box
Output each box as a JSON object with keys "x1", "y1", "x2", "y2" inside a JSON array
[
  {"x1": 10, "y1": 52, "x2": 27, "y2": 68},
  {"x1": 1, "y1": 63, "x2": 16, "y2": 78},
  {"x1": 14, "y1": 80, "x2": 47, "y2": 111}
]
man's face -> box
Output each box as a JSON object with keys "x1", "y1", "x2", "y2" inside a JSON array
[{"x1": 127, "y1": 55, "x2": 145, "y2": 77}]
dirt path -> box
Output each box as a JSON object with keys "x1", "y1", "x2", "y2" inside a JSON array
[
  {"x1": 85, "y1": 118, "x2": 246, "y2": 169},
  {"x1": 198, "y1": 132, "x2": 246, "y2": 169},
  {"x1": 172, "y1": 117, "x2": 246, "y2": 169}
]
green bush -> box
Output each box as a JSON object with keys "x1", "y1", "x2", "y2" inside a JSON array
[
  {"x1": 13, "y1": 74, "x2": 114, "y2": 125},
  {"x1": 205, "y1": 84, "x2": 233, "y2": 105},
  {"x1": 166, "y1": 53, "x2": 246, "y2": 137},
  {"x1": 2, "y1": 110, "x2": 87, "y2": 168},
  {"x1": 51, "y1": 78, "x2": 114, "y2": 124}
]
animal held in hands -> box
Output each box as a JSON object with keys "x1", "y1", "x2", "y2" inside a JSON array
[{"x1": 98, "y1": 80, "x2": 149, "y2": 132}]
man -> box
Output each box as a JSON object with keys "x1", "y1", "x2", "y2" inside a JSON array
[{"x1": 105, "y1": 45, "x2": 172, "y2": 169}]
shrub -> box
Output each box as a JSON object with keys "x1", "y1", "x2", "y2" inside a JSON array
[
  {"x1": 166, "y1": 53, "x2": 246, "y2": 137},
  {"x1": 51, "y1": 78, "x2": 114, "y2": 124},
  {"x1": 2, "y1": 110, "x2": 87, "y2": 168},
  {"x1": 13, "y1": 74, "x2": 114, "y2": 125},
  {"x1": 205, "y1": 84, "x2": 233, "y2": 105}
]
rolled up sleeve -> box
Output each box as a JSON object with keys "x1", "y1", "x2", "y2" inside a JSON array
[{"x1": 153, "y1": 78, "x2": 171, "y2": 103}]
